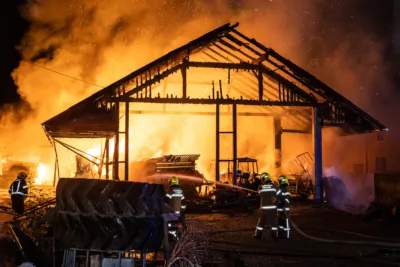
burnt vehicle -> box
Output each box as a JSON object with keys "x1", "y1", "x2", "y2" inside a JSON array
[
  {"x1": 208, "y1": 157, "x2": 262, "y2": 208},
  {"x1": 130, "y1": 154, "x2": 215, "y2": 212},
  {"x1": 287, "y1": 152, "x2": 315, "y2": 199},
  {"x1": 0, "y1": 158, "x2": 38, "y2": 188}
]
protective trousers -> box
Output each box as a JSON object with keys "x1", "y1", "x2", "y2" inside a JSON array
[
  {"x1": 277, "y1": 204, "x2": 291, "y2": 238},
  {"x1": 168, "y1": 213, "x2": 186, "y2": 240},
  {"x1": 255, "y1": 209, "x2": 278, "y2": 238},
  {"x1": 11, "y1": 195, "x2": 24, "y2": 214}
]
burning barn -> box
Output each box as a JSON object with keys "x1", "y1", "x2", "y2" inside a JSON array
[{"x1": 41, "y1": 22, "x2": 386, "y2": 201}]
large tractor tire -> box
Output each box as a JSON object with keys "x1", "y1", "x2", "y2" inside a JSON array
[
  {"x1": 54, "y1": 211, "x2": 165, "y2": 251},
  {"x1": 56, "y1": 178, "x2": 165, "y2": 216},
  {"x1": 53, "y1": 178, "x2": 166, "y2": 251}
]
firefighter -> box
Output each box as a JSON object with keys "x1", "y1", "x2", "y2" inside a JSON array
[
  {"x1": 254, "y1": 172, "x2": 278, "y2": 239},
  {"x1": 276, "y1": 175, "x2": 291, "y2": 239},
  {"x1": 8, "y1": 172, "x2": 29, "y2": 215},
  {"x1": 165, "y1": 176, "x2": 186, "y2": 239}
]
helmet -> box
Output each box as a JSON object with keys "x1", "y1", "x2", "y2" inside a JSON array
[
  {"x1": 169, "y1": 176, "x2": 179, "y2": 185},
  {"x1": 260, "y1": 172, "x2": 271, "y2": 184},
  {"x1": 278, "y1": 175, "x2": 289, "y2": 185},
  {"x1": 18, "y1": 172, "x2": 28, "y2": 180}
]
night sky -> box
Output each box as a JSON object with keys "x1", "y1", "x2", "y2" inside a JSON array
[
  {"x1": 0, "y1": 0, "x2": 396, "y2": 107},
  {"x1": 0, "y1": 0, "x2": 28, "y2": 106}
]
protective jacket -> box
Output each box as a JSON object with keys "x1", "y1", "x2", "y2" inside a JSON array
[
  {"x1": 258, "y1": 182, "x2": 277, "y2": 209},
  {"x1": 165, "y1": 185, "x2": 186, "y2": 214},
  {"x1": 9, "y1": 178, "x2": 28, "y2": 197},
  {"x1": 277, "y1": 184, "x2": 290, "y2": 206}
]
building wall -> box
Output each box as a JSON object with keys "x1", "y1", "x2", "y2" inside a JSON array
[{"x1": 331, "y1": 129, "x2": 400, "y2": 175}]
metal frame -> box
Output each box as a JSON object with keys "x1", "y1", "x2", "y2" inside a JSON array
[{"x1": 42, "y1": 22, "x2": 387, "y2": 201}]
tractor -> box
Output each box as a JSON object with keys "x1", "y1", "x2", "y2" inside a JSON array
[{"x1": 207, "y1": 157, "x2": 262, "y2": 208}]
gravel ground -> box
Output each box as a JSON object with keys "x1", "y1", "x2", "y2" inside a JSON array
[{"x1": 186, "y1": 202, "x2": 400, "y2": 266}]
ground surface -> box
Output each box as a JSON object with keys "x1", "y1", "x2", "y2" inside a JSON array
[
  {"x1": 186, "y1": 203, "x2": 400, "y2": 267},
  {"x1": 1, "y1": 200, "x2": 400, "y2": 266}
]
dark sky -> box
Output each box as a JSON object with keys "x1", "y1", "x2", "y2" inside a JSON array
[
  {"x1": 0, "y1": 0, "x2": 28, "y2": 106},
  {"x1": 0, "y1": 0, "x2": 396, "y2": 107}
]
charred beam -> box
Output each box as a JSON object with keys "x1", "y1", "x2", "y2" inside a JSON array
[
  {"x1": 113, "y1": 103, "x2": 120, "y2": 181},
  {"x1": 225, "y1": 33, "x2": 263, "y2": 56},
  {"x1": 274, "y1": 117, "x2": 282, "y2": 170},
  {"x1": 105, "y1": 138, "x2": 110, "y2": 179},
  {"x1": 124, "y1": 64, "x2": 183, "y2": 97},
  {"x1": 112, "y1": 97, "x2": 314, "y2": 106},
  {"x1": 211, "y1": 42, "x2": 244, "y2": 62},
  {"x1": 216, "y1": 104, "x2": 220, "y2": 182},
  {"x1": 187, "y1": 61, "x2": 259, "y2": 70},
  {"x1": 259, "y1": 65, "x2": 317, "y2": 104},
  {"x1": 124, "y1": 101, "x2": 129, "y2": 181},
  {"x1": 182, "y1": 59, "x2": 188, "y2": 98},
  {"x1": 258, "y1": 64, "x2": 263, "y2": 100},
  {"x1": 232, "y1": 104, "x2": 238, "y2": 185},
  {"x1": 129, "y1": 110, "x2": 274, "y2": 116},
  {"x1": 282, "y1": 129, "x2": 312, "y2": 134},
  {"x1": 218, "y1": 39, "x2": 254, "y2": 61}
]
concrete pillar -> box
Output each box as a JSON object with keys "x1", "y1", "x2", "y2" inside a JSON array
[{"x1": 312, "y1": 107, "x2": 323, "y2": 201}]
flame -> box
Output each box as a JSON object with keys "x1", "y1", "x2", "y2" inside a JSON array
[{"x1": 34, "y1": 163, "x2": 52, "y2": 185}]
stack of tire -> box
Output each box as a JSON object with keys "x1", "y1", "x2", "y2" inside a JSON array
[{"x1": 53, "y1": 178, "x2": 166, "y2": 252}]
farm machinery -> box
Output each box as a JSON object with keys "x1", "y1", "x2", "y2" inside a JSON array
[
  {"x1": 286, "y1": 152, "x2": 315, "y2": 199},
  {"x1": 130, "y1": 154, "x2": 263, "y2": 211}
]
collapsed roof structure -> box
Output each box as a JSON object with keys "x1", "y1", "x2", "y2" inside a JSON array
[{"x1": 42, "y1": 22, "x2": 386, "y2": 199}]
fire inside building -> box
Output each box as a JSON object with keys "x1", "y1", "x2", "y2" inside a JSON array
[{"x1": 8, "y1": 23, "x2": 387, "y2": 266}]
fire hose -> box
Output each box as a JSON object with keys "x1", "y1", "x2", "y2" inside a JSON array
[{"x1": 283, "y1": 209, "x2": 400, "y2": 248}]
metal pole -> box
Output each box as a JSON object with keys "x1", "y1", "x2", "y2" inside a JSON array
[
  {"x1": 142, "y1": 252, "x2": 147, "y2": 267},
  {"x1": 105, "y1": 138, "x2": 109, "y2": 180},
  {"x1": 232, "y1": 104, "x2": 238, "y2": 185},
  {"x1": 86, "y1": 250, "x2": 90, "y2": 267},
  {"x1": 72, "y1": 249, "x2": 76, "y2": 266},
  {"x1": 125, "y1": 101, "x2": 129, "y2": 181},
  {"x1": 312, "y1": 106, "x2": 323, "y2": 201},
  {"x1": 113, "y1": 103, "x2": 120, "y2": 180},
  {"x1": 216, "y1": 104, "x2": 220, "y2": 182}
]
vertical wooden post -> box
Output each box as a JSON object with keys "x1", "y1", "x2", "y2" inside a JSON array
[
  {"x1": 124, "y1": 102, "x2": 129, "y2": 181},
  {"x1": 113, "y1": 103, "x2": 120, "y2": 180}
]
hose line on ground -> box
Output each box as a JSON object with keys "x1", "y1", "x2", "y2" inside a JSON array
[
  {"x1": 285, "y1": 210, "x2": 400, "y2": 248},
  {"x1": 209, "y1": 226, "x2": 400, "y2": 244},
  {"x1": 302, "y1": 227, "x2": 400, "y2": 243}
]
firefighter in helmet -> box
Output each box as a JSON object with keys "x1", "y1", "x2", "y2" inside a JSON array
[
  {"x1": 165, "y1": 176, "x2": 186, "y2": 239},
  {"x1": 254, "y1": 172, "x2": 278, "y2": 239},
  {"x1": 8, "y1": 172, "x2": 29, "y2": 214},
  {"x1": 276, "y1": 175, "x2": 291, "y2": 238}
]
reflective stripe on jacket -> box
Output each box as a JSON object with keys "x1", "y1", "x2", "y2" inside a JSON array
[
  {"x1": 258, "y1": 182, "x2": 277, "y2": 208},
  {"x1": 277, "y1": 185, "x2": 290, "y2": 206},
  {"x1": 9, "y1": 179, "x2": 28, "y2": 196}
]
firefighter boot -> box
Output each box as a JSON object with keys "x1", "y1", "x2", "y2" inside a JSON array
[
  {"x1": 253, "y1": 227, "x2": 263, "y2": 239},
  {"x1": 271, "y1": 228, "x2": 279, "y2": 240}
]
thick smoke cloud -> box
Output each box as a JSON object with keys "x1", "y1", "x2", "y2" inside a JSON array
[{"x1": 0, "y1": 0, "x2": 394, "y2": 210}]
